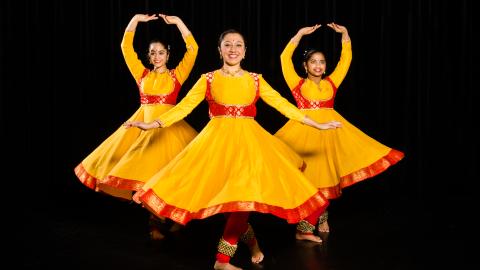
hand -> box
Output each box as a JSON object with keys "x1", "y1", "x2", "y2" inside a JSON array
[
  {"x1": 326, "y1": 22, "x2": 347, "y2": 34},
  {"x1": 159, "y1": 13, "x2": 182, "y2": 25},
  {"x1": 297, "y1": 24, "x2": 321, "y2": 36},
  {"x1": 317, "y1": 120, "x2": 342, "y2": 130},
  {"x1": 303, "y1": 115, "x2": 342, "y2": 130},
  {"x1": 123, "y1": 120, "x2": 160, "y2": 130},
  {"x1": 134, "y1": 14, "x2": 159, "y2": 23}
]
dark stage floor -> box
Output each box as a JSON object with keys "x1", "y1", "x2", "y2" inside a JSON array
[{"x1": 24, "y1": 184, "x2": 473, "y2": 270}]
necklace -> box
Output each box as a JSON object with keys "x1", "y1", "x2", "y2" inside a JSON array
[
  {"x1": 221, "y1": 67, "x2": 243, "y2": 77},
  {"x1": 153, "y1": 68, "x2": 168, "y2": 74}
]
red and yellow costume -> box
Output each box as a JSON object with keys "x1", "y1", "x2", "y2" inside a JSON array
[
  {"x1": 136, "y1": 70, "x2": 329, "y2": 225},
  {"x1": 275, "y1": 40, "x2": 404, "y2": 199},
  {"x1": 74, "y1": 31, "x2": 199, "y2": 200}
]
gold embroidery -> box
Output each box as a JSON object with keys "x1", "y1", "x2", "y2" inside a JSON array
[
  {"x1": 217, "y1": 237, "x2": 237, "y2": 257},
  {"x1": 296, "y1": 220, "x2": 315, "y2": 233}
]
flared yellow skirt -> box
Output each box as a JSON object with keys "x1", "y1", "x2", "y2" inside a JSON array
[
  {"x1": 74, "y1": 105, "x2": 198, "y2": 199},
  {"x1": 137, "y1": 117, "x2": 329, "y2": 225},
  {"x1": 275, "y1": 108, "x2": 404, "y2": 199}
]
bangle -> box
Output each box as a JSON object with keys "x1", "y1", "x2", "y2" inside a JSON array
[{"x1": 153, "y1": 119, "x2": 163, "y2": 128}]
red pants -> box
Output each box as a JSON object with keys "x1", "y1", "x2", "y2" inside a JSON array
[{"x1": 215, "y1": 209, "x2": 323, "y2": 263}]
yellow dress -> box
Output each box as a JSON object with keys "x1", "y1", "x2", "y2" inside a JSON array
[
  {"x1": 275, "y1": 41, "x2": 404, "y2": 199},
  {"x1": 74, "y1": 31, "x2": 199, "y2": 200},
  {"x1": 136, "y1": 71, "x2": 329, "y2": 225}
]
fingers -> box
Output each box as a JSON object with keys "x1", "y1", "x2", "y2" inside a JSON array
[
  {"x1": 326, "y1": 120, "x2": 342, "y2": 128},
  {"x1": 123, "y1": 121, "x2": 137, "y2": 129},
  {"x1": 147, "y1": 14, "x2": 158, "y2": 20}
]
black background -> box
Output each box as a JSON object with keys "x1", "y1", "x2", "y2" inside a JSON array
[{"x1": 3, "y1": 0, "x2": 476, "y2": 268}]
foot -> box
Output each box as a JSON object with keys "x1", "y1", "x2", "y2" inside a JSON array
[
  {"x1": 295, "y1": 232, "x2": 322, "y2": 243},
  {"x1": 149, "y1": 227, "x2": 165, "y2": 241},
  {"x1": 169, "y1": 222, "x2": 183, "y2": 233},
  {"x1": 249, "y1": 241, "x2": 264, "y2": 264},
  {"x1": 318, "y1": 220, "x2": 330, "y2": 233},
  {"x1": 214, "y1": 261, "x2": 242, "y2": 270}
]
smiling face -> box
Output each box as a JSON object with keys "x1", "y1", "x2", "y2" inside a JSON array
[
  {"x1": 148, "y1": 42, "x2": 169, "y2": 69},
  {"x1": 218, "y1": 33, "x2": 246, "y2": 67},
  {"x1": 304, "y1": 52, "x2": 326, "y2": 78}
]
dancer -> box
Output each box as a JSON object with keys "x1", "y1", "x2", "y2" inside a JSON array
[
  {"x1": 74, "y1": 13, "x2": 199, "y2": 240},
  {"x1": 275, "y1": 23, "x2": 404, "y2": 234},
  {"x1": 125, "y1": 29, "x2": 342, "y2": 270}
]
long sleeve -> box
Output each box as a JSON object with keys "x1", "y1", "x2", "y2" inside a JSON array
[
  {"x1": 328, "y1": 41, "x2": 352, "y2": 88},
  {"x1": 157, "y1": 75, "x2": 207, "y2": 127},
  {"x1": 258, "y1": 76, "x2": 305, "y2": 122},
  {"x1": 121, "y1": 31, "x2": 146, "y2": 81},
  {"x1": 280, "y1": 42, "x2": 303, "y2": 90},
  {"x1": 173, "y1": 34, "x2": 199, "y2": 84}
]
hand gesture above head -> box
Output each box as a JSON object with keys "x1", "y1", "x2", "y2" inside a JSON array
[
  {"x1": 134, "y1": 14, "x2": 159, "y2": 22},
  {"x1": 159, "y1": 14, "x2": 182, "y2": 25},
  {"x1": 327, "y1": 23, "x2": 347, "y2": 34},
  {"x1": 297, "y1": 24, "x2": 321, "y2": 36}
]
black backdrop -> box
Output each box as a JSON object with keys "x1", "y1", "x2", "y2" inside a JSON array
[{"x1": 3, "y1": 0, "x2": 476, "y2": 260}]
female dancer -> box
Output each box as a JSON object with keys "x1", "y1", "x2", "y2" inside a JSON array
[
  {"x1": 74, "y1": 13, "x2": 199, "y2": 240},
  {"x1": 275, "y1": 23, "x2": 404, "y2": 234},
  {"x1": 125, "y1": 29, "x2": 342, "y2": 270}
]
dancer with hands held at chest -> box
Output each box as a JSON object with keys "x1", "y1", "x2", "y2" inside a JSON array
[{"x1": 125, "y1": 29, "x2": 342, "y2": 270}]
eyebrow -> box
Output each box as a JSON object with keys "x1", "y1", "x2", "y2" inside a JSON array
[{"x1": 223, "y1": 41, "x2": 244, "y2": 44}]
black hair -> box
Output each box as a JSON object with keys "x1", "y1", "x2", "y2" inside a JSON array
[
  {"x1": 218, "y1": 29, "x2": 246, "y2": 48},
  {"x1": 303, "y1": 48, "x2": 325, "y2": 63},
  {"x1": 147, "y1": 39, "x2": 170, "y2": 53}
]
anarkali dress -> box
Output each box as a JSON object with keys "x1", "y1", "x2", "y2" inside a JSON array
[
  {"x1": 274, "y1": 40, "x2": 404, "y2": 199},
  {"x1": 74, "y1": 31, "x2": 199, "y2": 200},
  {"x1": 135, "y1": 70, "x2": 330, "y2": 225}
]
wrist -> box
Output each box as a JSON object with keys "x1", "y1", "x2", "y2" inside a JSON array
[{"x1": 153, "y1": 119, "x2": 163, "y2": 128}]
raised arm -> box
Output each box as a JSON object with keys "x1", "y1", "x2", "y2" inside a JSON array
[
  {"x1": 280, "y1": 25, "x2": 321, "y2": 89},
  {"x1": 159, "y1": 14, "x2": 190, "y2": 38},
  {"x1": 121, "y1": 14, "x2": 159, "y2": 80},
  {"x1": 325, "y1": 23, "x2": 352, "y2": 87},
  {"x1": 326, "y1": 22, "x2": 350, "y2": 43},
  {"x1": 126, "y1": 14, "x2": 159, "y2": 32},
  {"x1": 159, "y1": 14, "x2": 199, "y2": 84}
]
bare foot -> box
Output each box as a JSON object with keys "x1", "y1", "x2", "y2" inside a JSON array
[
  {"x1": 150, "y1": 228, "x2": 165, "y2": 241},
  {"x1": 214, "y1": 261, "x2": 242, "y2": 270},
  {"x1": 169, "y1": 222, "x2": 182, "y2": 232},
  {"x1": 295, "y1": 232, "x2": 322, "y2": 243},
  {"x1": 318, "y1": 221, "x2": 330, "y2": 233},
  {"x1": 249, "y1": 241, "x2": 264, "y2": 263}
]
